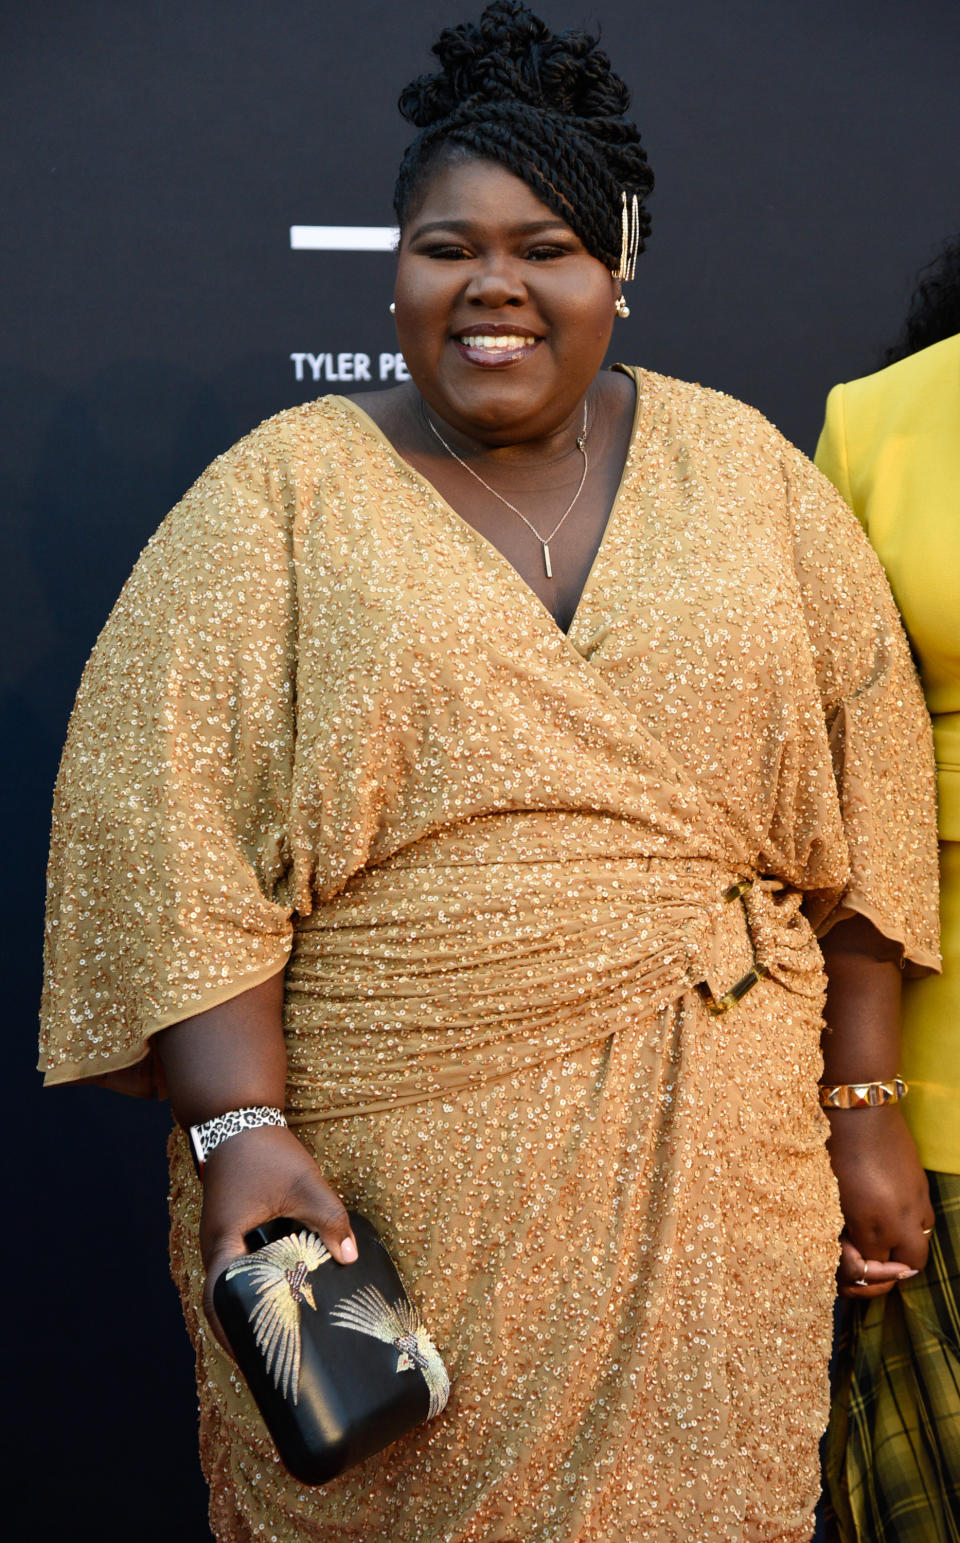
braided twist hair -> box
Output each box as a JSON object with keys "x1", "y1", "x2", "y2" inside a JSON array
[{"x1": 393, "y1": 1, "x2": 654, "y2": 272}]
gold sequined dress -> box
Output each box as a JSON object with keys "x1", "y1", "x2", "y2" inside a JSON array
[{"x1": 40, "y1": 368, "x2": 939, "y2": 1542}]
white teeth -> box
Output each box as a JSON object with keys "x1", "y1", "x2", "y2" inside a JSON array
[{"x1": 459, "y1": 334, "x2": 537, "y2": 350}]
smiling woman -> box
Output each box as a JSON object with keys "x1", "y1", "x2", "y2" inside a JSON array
[
  {"x1": 360, "y1": 156, "x2": 638, "y2": 628},
  {"x1": 39, "y1": 3, "x2": 941, "y2": 1541},
  {"x1": 396, "y1": 167, "x2": 618, "y2": 423}
]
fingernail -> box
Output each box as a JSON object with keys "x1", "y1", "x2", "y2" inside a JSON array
[
  {"x1": 340, "y1": 1236, "x2": 358, "y2": 1264},
  {"x1": 897, "y1": 1268, "x2": 919, "y2": 1279}
]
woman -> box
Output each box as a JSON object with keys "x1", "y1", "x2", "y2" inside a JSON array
[
  {"x1": 39, "y1": 5, "x2": 939, "y2": 1540},
  {"x1": 814, "y1": 244, "x2": 960, "y2": 1541}
]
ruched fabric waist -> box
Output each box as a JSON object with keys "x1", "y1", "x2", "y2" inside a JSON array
[{"x1": 283, "y1": 812, "x2": 821, "y2": 1122}]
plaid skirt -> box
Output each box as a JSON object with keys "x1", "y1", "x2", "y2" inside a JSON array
[{"x1": 824, "y1": 1170, "x2": 960, "y2": 1542}]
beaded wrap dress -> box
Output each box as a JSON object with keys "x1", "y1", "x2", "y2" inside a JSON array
[{"x1": 40, "y1": 367, "x2": 939, "y2": 1543}]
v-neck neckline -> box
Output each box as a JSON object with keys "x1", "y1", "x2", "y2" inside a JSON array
[{"x1": 331, "y1": 365, "x2": 649, "y2": 645}]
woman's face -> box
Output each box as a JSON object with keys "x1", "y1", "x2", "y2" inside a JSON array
[{"x1": 393, "y1": 157, "x2": 619, "y2": 445}]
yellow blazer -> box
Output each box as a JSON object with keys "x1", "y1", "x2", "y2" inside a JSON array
[{"x1": 816, "y1": 332, "x2": 960, "y2": 1172}]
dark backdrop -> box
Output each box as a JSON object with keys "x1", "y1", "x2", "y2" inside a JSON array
[{"x1": 3, "y1": 2, "x2": 959, "y2": 1537}]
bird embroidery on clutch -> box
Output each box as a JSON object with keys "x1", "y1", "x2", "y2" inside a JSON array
[
  {"x1": 330, "y1": 1285, "x2": 451, "y2": 1418},
  {"x1": 224, "y1": 1231, "x2": 330, "y2": 1403}
]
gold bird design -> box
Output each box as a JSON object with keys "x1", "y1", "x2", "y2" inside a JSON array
[
  {"x1": 224, "y1": 1231, "x2": 330, "y2": 1402},
  {"x1": 330, "y1": 1284, "x2": 450, "y2": 1418}
]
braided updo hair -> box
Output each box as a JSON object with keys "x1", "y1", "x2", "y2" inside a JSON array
[{"x1": 393, "y1": 1, "x2": 654, "y2": 273}]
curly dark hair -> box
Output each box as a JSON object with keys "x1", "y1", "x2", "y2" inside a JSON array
[
  {"x1": 392, "y1": 0, "x2": 654, "y2": 273},
  {"x1": 882, "y1": 232, "x2": 960, "y2": 366}
]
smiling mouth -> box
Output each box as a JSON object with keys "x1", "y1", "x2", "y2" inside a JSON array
[{"x1": 453, "y1": 332, "x2": 541, "y2": 367}]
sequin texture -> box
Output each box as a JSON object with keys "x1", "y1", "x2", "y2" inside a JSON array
[{"x1": 41, "y1": 368, "x2": 940, "y2": 1540}]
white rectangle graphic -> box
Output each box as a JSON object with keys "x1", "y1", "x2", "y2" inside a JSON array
[{"x1": 290, "y1": 225, "x2": 399, "y2": 251}]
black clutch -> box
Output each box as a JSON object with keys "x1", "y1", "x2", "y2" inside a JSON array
[{"x1": 213, "y1": 1211, "x2": 450, "y2": 1484}]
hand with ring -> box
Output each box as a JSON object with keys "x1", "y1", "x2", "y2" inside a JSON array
[
  {"x1": 838, "y1": 1233, "x2": 929, "y2": 1297},
  {"x1": 826, "y1": 1087, "x2": 935, "y2": 1300}
]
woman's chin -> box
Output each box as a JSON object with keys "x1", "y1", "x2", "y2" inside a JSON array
[{"x1": 425, "y1": 372, "x2": 562, "y2": 438}]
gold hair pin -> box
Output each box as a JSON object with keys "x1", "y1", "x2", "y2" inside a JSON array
[{"x1": 612, "y1": 191, "x2": 640, "y2": 283}]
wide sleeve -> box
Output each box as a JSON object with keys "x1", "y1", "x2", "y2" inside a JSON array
[
  {"x1": 784, "y1": 437, "x2": 940, "y2": 975},
  {"x1": 39, "y1": 440, "x2": 300, "y2": 1089}
]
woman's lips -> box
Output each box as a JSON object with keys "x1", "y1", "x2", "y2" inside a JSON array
[{"x1": 452, "y1": 333, "x2": 542, "y2": 368}]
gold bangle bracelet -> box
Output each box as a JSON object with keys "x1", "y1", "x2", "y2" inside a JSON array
[{"x1": 818, "y1": 1077, "x2": 908, "y2": 1110}]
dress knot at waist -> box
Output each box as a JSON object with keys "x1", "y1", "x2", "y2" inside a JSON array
[{"x1": 284, "y1": 821, "x2": 823, "y2": 1122}]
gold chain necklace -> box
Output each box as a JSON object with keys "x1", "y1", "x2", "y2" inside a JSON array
[{"x1": 422, "y1": 398, "x2": 589, "y2": 579}]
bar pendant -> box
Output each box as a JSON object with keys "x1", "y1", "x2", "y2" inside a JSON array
[{"x1": 543, "y1": 542, "x2": 553, "y2": 578}]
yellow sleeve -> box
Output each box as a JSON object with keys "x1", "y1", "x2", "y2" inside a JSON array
[
  {"x1": 39, "y1": 440, "x2": 300, "y2": 1089},
  {"x1": 813, "y1": 382, "x2": 858, "y2": 517},
  {"x1": 783, "y1": 439, "x2": 940, "y2": 974}
]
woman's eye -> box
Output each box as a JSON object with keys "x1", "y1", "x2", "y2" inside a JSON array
[
  {"x1": 424, "y1": 244, "x2": 473, "y2": 260},
  {"x1": 526, "y1": 246, "x2": 569, "y2": 261}
]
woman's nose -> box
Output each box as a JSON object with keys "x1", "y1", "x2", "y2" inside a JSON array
[{"x1": 464, "y1": 260, "x2": 527, "y2": 307}]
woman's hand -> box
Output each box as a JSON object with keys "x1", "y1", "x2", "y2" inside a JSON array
[
  {"x1": 828, "y1": 1103, "x2": 933, "y2": 1298},
  {"x1": 153, "y1": 970, "x2": 357, "y2": 1352},
  {"x1": 818, "y1": 914, "x2": 933, "y2": 1299},
  {"x1": 199, "y1": 1124, "x2": 357, "y2": 1351}
]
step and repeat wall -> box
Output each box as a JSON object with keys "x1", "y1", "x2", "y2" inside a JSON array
[{"x1": 4, "y1": 0, "x2": 959, "y2": 1535}]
